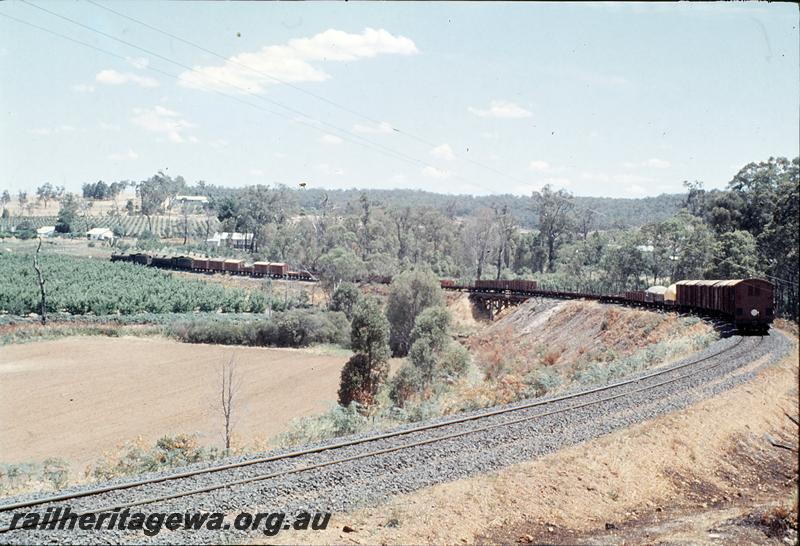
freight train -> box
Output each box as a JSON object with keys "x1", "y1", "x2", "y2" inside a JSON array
[
  {"x1": 111, "y1": 253, "x2": 773, "y2": 333},
  {"x1": 110, "y1": 253, "x2": 315, "y2": 281},
  {"x1": 441, "y1": 278, "x2": 774, "y2": 333}
]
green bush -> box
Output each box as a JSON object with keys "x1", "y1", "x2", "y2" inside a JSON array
[
  {"x1": 276, "y1": 403, "x2": 369, "y2": 446},
  {"x1": 169, "y1": 309, "x2": 349, "y2": 348},
  {"x1": 438, "y1": 343, "x2": 471, "y2": 381},
  {"x1": 15, "y1": 221, "x2": 36, "y2": 240},
  {"x1": 329, "y1": 282, "x2": 362, "y2": 320},
  {"x1": 524, "y1": 368, "x2": 561, "y2": 398},
  {"x1": 42, "y1": 458, "x2": 69, "y2": 489},
  {"x1": 389, "y1": 365, "x2": 424, "y2": 407},
  {"x1": 0, "y1": 458, "x2": 70, "y2": 494},
  {"x1": 338, "y1": 297, "x2": 391, "y2": 408},
  {"x1": 89, "y1": 435, "x2": 219, "y2": 481},
  {"x1": 386, "y1": 268, "x2": 443, "y2": 356}
]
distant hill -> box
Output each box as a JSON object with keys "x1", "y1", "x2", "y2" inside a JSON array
[{"x1": 291, "y1": 188, "x2": 686, "y2": 229}]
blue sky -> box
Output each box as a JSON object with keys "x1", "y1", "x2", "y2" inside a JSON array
[{"x1": 1, "y1": 1, "x2": 797, "y2": 197}]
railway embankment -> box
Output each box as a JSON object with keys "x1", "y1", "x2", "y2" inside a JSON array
[{"x1": 462, "y1": 297, "x2": 717, "y2": 407}]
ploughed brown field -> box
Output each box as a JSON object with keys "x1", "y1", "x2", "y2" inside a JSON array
[{"x1": 0, "y1": 337, "x2": 349, "y2": 473}]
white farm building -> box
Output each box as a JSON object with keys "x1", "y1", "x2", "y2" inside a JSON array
[
  {"x1": 87, "y1": 227, "x2": 114, "y2": 241},
  {"x1": 206, "y1": 231, "x2": 253, "y2": 249}
]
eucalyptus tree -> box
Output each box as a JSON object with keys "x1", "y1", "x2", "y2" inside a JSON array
[{"x1": 533, "y1": 185, "x2": 575, "y2": 273}]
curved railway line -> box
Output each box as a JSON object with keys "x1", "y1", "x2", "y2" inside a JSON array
[{"x1": 1, "y1": 330, "x2": 788, "y2": 544}]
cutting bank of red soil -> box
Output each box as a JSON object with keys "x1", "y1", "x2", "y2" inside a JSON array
[
  {"x1": 468, "y1": 299, "x2": 713, "y2": 379},
  {"x1": 0, "y1": 336, "x2": 349, "y2": 474}
]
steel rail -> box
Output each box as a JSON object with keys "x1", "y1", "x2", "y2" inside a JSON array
[
  {"x1": 0, "y1": 336, "x2": 752, "y2": 519},
  {"x1": 0, "y1": 336, "x2": 764, "y2": 535}
]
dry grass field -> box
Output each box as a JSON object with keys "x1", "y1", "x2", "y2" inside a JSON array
[{"x1": 0, "y1": 336, "x2": 350, "y2": 474}]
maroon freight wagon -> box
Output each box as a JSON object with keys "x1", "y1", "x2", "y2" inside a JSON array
[
  {"x1": 223, "y1": 259, "x2": 244, "y2": 273},
  {"x1": 208, "y1": 258, "x2": 226, "y2": 272},
  {"x1": 675, "y1": 278, "x2": 773, "y2": 332}
]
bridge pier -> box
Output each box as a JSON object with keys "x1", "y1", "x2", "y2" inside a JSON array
[{"x1": 469, "y1": 292, "x2": 528, "y2": 320}]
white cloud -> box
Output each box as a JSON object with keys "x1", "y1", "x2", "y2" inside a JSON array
[
  {"x1": 108, "y1": 149, "x2": 138, "y2": 161},
  {"x1": 430, "y1": 143, "x2": 455, "y2": 161},
  {"x1": 530, "y1": 160, "x2": 568, "y2": 174},
  {"x1": 316, "y1": 163, "x2": 345, "y2": 176},
  {"x1": 582, "y1": 172, "x2": 654, "y2": 193},
  {"x1": 96, "y1": 69, "x2": 159, "y2": 88},
  {"x1": 421, "y1": 166, "x2": 451, "y2": 179},
  {"x1": 126, "y1": 56, "x2": 150, "y2": 70},
  {"x1": 209, "y1": 139, "x2": 229, "y2": 149},
  {"x1": 72, "y1": 83, "x2": 95, "y2": 93},
  {"x1": 580, "y1": 171, "x2": 611, "y2": 183},
  {"x1": 353, "y1": 121, "x2": 393, "y2": 134},
  {"x1": 27, "y1": 125, "x2": 76, "y2": 136},
  {"x1": 98, "y1": 122, "x2": 120, "y2": 131},
  {"x1": 614, "y1": 174, "x2": 654, "y2": 185},
  {"x1": 250, "y1": 169, "x2": 264, "y2": 176},
  {"x1": 480, "y1": 131, "x2": 499, "y2": 140},
  {"x1": 468, "y1": 100, "x2": 532, "y2": 119},
  {"x1": 644, "y1": 157, "x2": 671, "y2": 169},
  {"x1": 529, "y1": 160, "x2": 552, "y2": 173},
  {"x1": 623, "y1": 158, "x2": 671, "y2": 169},
  {"x1": 131, "y1": 105, "x2": 196, "y2": 143},
  {"x1": 320, "y1": 134, "x2": 343, "y2": 145},
  {"x1": 179, "y1": 28, "x2": 418, "y2": 94}
]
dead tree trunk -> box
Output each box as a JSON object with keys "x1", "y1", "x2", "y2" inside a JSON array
[
  {"x1": 33, "y1": 237, "x2": 47, "y2": 325},
  {"x1": 220, "y1": 356, "x2": 240, "y2": 453}
]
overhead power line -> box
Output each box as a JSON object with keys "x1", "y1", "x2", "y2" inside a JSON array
[
  {"x1": 84, "y1": 0, "x2": 542, "y2": 189},
  {"x1": 17, "y1": 0, "x2": 440, "y2": 174},
  {"x1": 5, "y1": 3, "x2": 607, "y2": 217}
]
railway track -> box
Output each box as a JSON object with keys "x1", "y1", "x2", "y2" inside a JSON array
[{"x1": 1, "y1": 331, "x2": 783, "y2": 543}]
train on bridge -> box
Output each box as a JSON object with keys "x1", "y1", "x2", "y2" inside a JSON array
[{"x1": 441, "y1": 278, "x2": 774, "y2": 334}]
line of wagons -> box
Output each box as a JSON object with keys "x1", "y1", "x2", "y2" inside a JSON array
[
  {"x1": 110, "y1": 253, "x2": 315, "y2": 281},
  {"x1": 441, "y1": 278, "x2": 774, "y2": 333},
  {"x1": 111, "y1": 253, "x2": 773, "y2": 332},
  {"x1": 621, "y1": 279, "x2": 774, "y2": 332}
]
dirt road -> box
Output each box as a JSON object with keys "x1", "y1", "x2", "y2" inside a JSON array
[{"x1": 0, "y1": 337, "x2": 348, "y2": 473}]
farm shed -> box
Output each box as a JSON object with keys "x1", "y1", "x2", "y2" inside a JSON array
[
  {"x1": 206, "y1": 231, "x2": 253, "y2": 250},
  {"x1": 87, "y1": 227, "x2": 114, "y2": 241},
  {"x1": 36, "y1": 226, "x2": 56, "y2": 237}
]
